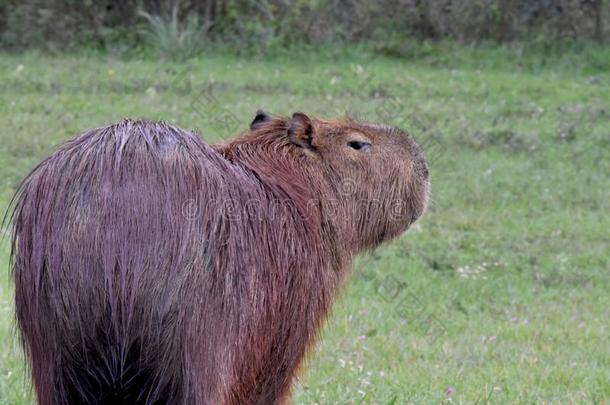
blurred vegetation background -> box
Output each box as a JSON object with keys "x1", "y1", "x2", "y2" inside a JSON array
[{"x1": 0, "y1": 0, "x2": 607, "y2": 56}]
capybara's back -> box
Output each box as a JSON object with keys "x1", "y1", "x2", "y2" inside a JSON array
[{"x1": 11, "y1": 120, "x2": 236, "y2": 404}]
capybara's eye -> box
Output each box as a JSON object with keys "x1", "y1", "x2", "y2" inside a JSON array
[{"x1": 347, "y1": 141, "x2": 372, "y2": 151}]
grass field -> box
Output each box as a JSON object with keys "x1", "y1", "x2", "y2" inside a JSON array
[{"x1": 0, "y1": 46, "x2": 609, "y2": 404}]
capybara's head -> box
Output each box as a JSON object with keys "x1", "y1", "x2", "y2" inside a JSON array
[{"x1": 226, "y1": 111, "x2": 430, "y2": 252}]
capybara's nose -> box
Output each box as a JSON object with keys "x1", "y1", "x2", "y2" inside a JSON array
[{"x1": 414, "y1": 154, "x2": 429, "y2": 180}]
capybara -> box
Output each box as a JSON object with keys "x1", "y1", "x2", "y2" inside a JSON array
[{"x1": 10, "y1": 111, "x2": 430, "y2": 404}]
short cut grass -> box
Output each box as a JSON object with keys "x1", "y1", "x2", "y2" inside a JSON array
[{"x1": 0, "y1": 46, "x2": 609, "y2": 404}]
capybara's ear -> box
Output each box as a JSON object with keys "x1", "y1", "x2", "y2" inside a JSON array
[
  {"x1": 288, "y1": 112, "x2": 313, "y2": 148},
  {"x1": 250, "y1": 109, "x2": 272, "y2": 130}
]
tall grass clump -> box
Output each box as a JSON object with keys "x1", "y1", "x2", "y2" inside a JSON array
[{"x1": 138, "y1": 4, "x2": 204, "y2": 60}]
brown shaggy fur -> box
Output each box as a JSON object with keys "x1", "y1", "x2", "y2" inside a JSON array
[{"x1": 9, "y1": 112, "x2": 429, "y2": 404}]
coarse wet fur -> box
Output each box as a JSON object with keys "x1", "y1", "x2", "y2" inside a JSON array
[{"x1": 9, "y1": 112, "x2": 430, "y2": 404}]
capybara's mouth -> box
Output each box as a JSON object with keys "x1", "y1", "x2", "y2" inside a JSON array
[
  {"x1": 419, "y1": 180, "x2": 431, "y2": 219},
  {"x1": 412, "y1": 143, "x2": 430, "y2": 223},
  {"x1": 411, "y1": 171, "x2": 431, "y2": 225},
  {"x1": 414, "y1": 154, "x2": 429, "y2": 181}
]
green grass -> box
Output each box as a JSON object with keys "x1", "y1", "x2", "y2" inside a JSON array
[{"x1": 0, "y1": 46, "x2": 609, "y2": 404}]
